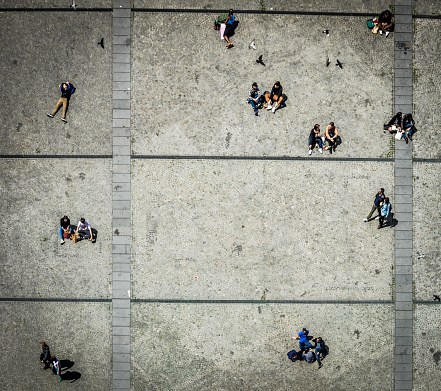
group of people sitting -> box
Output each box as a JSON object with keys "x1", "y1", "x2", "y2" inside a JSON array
[
  {"x1": 287, "y1": 328, "x2": 328, "y2": 369},
  {"x1": 247, "y1": 81, "x2": 285, "y2": 115},
  {"x1": 308, "y1": 122, "x2": 341, "y2": 155},
  {"x1": 385, "y1": 112, "x2": 416, "y2": 143},
  {"x1": 59, "y1": 215, "x2": 95, "y2": 244},
  {"x1": 368, "y1": 10, "x2": 395, "y2": 37}
]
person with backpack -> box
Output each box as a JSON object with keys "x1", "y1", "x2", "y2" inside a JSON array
[{"x1": 47, "y1": 81, "x2": 75, "y2": 122}]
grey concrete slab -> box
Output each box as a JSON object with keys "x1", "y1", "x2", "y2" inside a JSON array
[
  {"x1": 414, "y1": 20, "x2": 441, "y2": 159},
  {"x1": 113, "y1": 137, "x2": 131, "y2": 146},
  {"x1": 395, "y1": 284, "x2": 413, "y2": 293},
  {"x1": 133, "y1": 302, "x2": 394, "y2": 390},
  {"x1": 114, "y1": 72, "x2": 131, "y2": 82},
  {"x1": 394, "y1": 185, "x2": 412, "y2": 194},
  {"x1": 113, "y1": 370, "x2": 131, "y2": 379},
  {"x1": 113, "y1": 308, "x2": 131, "y2": 317},
  {"x1": 114, "y1": 109, "x2": 131, "y2": 118},
  {"x1": 113, "y1": 200, "x2": 131, "y2": 210},
  {"x1": 413, "y1": 163, "x2": 441, "y2": 299},
  {"x1": 113, "y1": 127, "x2": 131, "y2": 137},
  {"x1": 113, "y1": 227, "x2": 131, "y2": 236},
  {"x1": 394, "y1": 222, "x2": 412, "y2": 231},
  {"x1": 394, "y1": 5, "x2": 412, "y2": 14},
  {"x1": 394, "y1": 78, "x2": 412, "y2": 87},
  {"x1": 113, "y1": 360, "x2": 131, "y2": 371},
  {"x1": 113, "y1": 118, "x2": 131, "y2": 128},
  {"x1": 113, "y1": 182, "x2": 131, "y2": 192},
  {"x1": 114, "y1": 263, "x2": 131, "y2": 272},
  {"x1": 0, "y1": 159, "x2": 112, "y2": 298},
  {"x1": 0, "y1": 302, "x2": 112, "y2": 390},
  {"x1": 132, "y1": 14, "x2": 393, "y2": 158},
  {"x1": 395, "y1": 86, "x2": 412, "y2": 95},
  {"x1": 113, "y1": 8, "x2": 131, "y2": 17},
  {"x1": 396, "y1": 336, "x2": 413, "y2": 346},
  {"x1": 396, "y1": 311, "x2": 413, "y2": 319},
  {"x1": 113, "y1": 26, "x2": 131, "y2": 36},
  {"x1": 114, "y1": 0, "x2": 131, "y2": 7},
  {"x1": 394, "y1": 104, "x2": 413, "y2": 114},
  {"x1": 113, "y1": 234, "x2": 131, "y2": 244},
  {"x1": 113, "y1": 299, "x2": 131, "y2": 308},
  {"x1": 114, "y1": 63, "x2": 131, "y2": 73},
  {"x1": 113, "y1": 35, "x2": 131, "y2": 45},
  {"x1": 395, "y1": 257, "x2": 412, "y2": 266},
  {"x1": 113, "y1": 17, "x2": 131, "y2": 27},
  {"x1": 133, "y1": 159, "x2": 394, "y2": 300},
  {"x1": 113, "y1": 317, "x2": 131, "y2": 327},
  {"x1": 0, "y1": 12, "x2": 112, "y2": 155},
  {"x1": 113, "y1": 145, "x2": 131, "y2": 155},
  {"x1": 113, "y1": 81, "x2": 131, "y2": 91},
  {"x1": 414, "y1": 305, "x2": 441, "y2": 390},
  {"x1": 396, "y1": 302, "x2": 412, "y2": 311},
  {"x1": 113, "y1": 253, "x2": 131, "y2": 262}
]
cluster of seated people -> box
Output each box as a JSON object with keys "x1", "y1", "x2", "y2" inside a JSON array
[
  {"x1": 308, "y1": 122, "x2": 341, "y2": 155},
  {"x1": 59, "y1": 215, "x2": 96, "y2": 244},
  {"x1": 247, "y1": 81, "x2": 285, "y2": 115},
  {"x1": 385, "y1": 112, "x2": 416, "y2": 143},
  {"x1": 288, "y1": 328, "x2": 328, "y2": 369}
]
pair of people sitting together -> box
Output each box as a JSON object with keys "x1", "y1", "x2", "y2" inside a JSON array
[
  {"x1": 385, "y1": 112, "x2": 416, "y2": 143},
  {"x1": 288, "y1": 328, "x2": 327, "y2": 369},
  {"x1": 59, "y1": 215, "x2": 95, "y2": 244},
  {"x1": 308, "y1": 122, "x2": 340, "y2": 155},
  {"x1": 247, "y1": 81, "x2": 284, "y2": 116}
]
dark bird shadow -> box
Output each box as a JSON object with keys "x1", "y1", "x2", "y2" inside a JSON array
[
  {"x1": 336, "y1": 59, "x2": 343, "y2": 69},
  {"x1": 61, "y1": 371, "x2": 81, "y2": 383},
  {"x1": 256, "y1": 55, "x2": 265, "y2": 66},
  {"x1": 97, "y1": 38, "x2": 104, "y2": 49}
]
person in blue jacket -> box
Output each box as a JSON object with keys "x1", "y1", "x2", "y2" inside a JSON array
[
  {"x1": 47, "y1": 81, "x2": 75, "y2": 122},
  {"x1": 223, "y1": 9, "x2": 236, "y2": 48},
  {"x1": 378, "y1": 197, "x2": 391, "y2": 228}
]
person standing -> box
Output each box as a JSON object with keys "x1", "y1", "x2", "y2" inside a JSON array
[
  {"x1": 75, "y1": 217, "x2": 94, "y2": 241},
  {"x1": 265, "y1": 81, "x2": 284, "y2": 113},
  {"x1": 40, "y1": 342, "x2": 51, "y2": 369},
  {"x1": 51, "y1": 356, "x2": 62, "y2": 382},
  {"x1": 364, "y1": 188, "x2": 385, "y2": 222},
  {"x1": 378, "y1": 197, "x2": 391, "y2": 229},
  {"x1": 47, "y1": 81, "x2": 75, "y2": 123},
  {"x1": 293, "y1": 328, "x2": 312, "y2": 350}
]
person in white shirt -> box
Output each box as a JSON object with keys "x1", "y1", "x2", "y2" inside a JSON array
[{"x1": 75, "y1": 217, "x2": 93, "y2": 241}]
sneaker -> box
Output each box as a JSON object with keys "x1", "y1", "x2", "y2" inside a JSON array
[
  {"x1": 363, "y1": 218, "x2": 368, "y2": 222},
  {"x1": 318, "y1": 364, "x2": 323, "y2": 369},
  {"x1": 405, "y1": 137, "x2": 409, "y2": 144},
  {"x1": 408, "y1": 134, "x2": 412, "y2": 141},
  {"x1": 379, "y1": 30, "x2": 383, "y2": 35},
  {"x1": 272, "y1": 104, "x2": 278, "y2": 113},
  {"x1": 47, "y1": 113, "x2": 54, "y2": 118},
  {"x1": 61, "y1": 117, "x2": 67, "y2": 122},
  {"x1": 60, "y1": 239, "x2": 65, "y2": 245},
  {"x1": 266, "y1": 104, "x2": 272, "y2": 110},
  {"x1": 385, "y1": 31, "x2": 390, "y2": 37},
  {"x1": 309, "y1": 149, "x2": 312, "y2": 155},
  {"x1": 88, "y1": 237, "x2": 93, "y2": 241},
  {"x1": 254, "y1": 112, "x2": 258, "y2": 116},
  {"x1": 375, "y1": 216, "x2": 380, "y2": 220},
  {"x1": 319, "y1": 148, "x2": 323, "y2": 154}
]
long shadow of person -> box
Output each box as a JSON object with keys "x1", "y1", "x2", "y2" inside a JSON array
[
  {"x1": 61, "y1": 371, "x2": 82, "y2": 383},
  {"x1": 60, "y1": 359, "x2": 74, "y2": 371}
]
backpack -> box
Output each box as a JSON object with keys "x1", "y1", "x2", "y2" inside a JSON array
[{"x1": 287, "y1": 349, "x2": 301, "y2": 362}]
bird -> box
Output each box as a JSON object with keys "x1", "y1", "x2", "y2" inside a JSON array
[
  {"x1": 336, "y1": 59, "x2": 343, "y2": 69},
  {"x1": 434, "y1": 295, "x2": 440, "y2": 302},
  {"x1": 323, "y1": 29, "x2": 330, "y2": 36},
  {"x1": 97, "y1": 38, "x2": 104, "y2": 49},
  {"x1": 70, "y1": 0, "x2": 76, "y2": 10},
  {"x1": 249, "y1": 41, "x2": 257, "y2": 50},
  {"x1": 256, "y1": 55, "x2": 265, "y2": 66},
  {"x1": 326, "y1": 58, "x2": 330, "y2": 67},
  {"x1": 417, "y1": 252, "x2": 425, "y2": 259}
]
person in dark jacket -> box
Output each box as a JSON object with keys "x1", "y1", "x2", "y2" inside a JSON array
[
  {"x1": 312, "y1": 337, "x2": 327, "y2": 359},
  {"x1": 308, "y1": 124, "x2": 323, "y2": 155},
  {"x1": 264, "y1": 81, "x2": 284, "y2": 113},
  {"x1": 364, "y1": 188, "x2": 385, "y2": 222},
  {"x1": 40, "y1": 342, "x2": 51, "y2": 369},
  {"x1": 401, "y1": 114, "x2": 416, "y2": 143},
  {"x1": 378, "y1": 10, "x2": 394, "y2": 37},
  {"x1": 386, "y1": 112, "x2": 402, "y2": 134},
  {"x1": 59, "y1": 215, "x2": 72, "y2": 245},
  {"x1": 47, "y1": 81, "x2": 75, "y2": 122}
]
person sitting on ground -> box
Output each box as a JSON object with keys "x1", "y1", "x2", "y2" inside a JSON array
[
  {"x1": 325, "y1": 122, "x2": 339, "y2": 154},
  {"x1": 378, "y1": 197, "x2": 391, "y2": 229},
  {"x1": 377, "y1": 10, "x2": 394, "y2": 37},
  {"x1": 312, "y1": 337, "x2": 327, "y2": 359},
  {"x1": 247, "y1": 82, "x2": 262, "y2": 116},
  {"x1": 75, "y1": 217, "x2": 94, "y2": 241},
  {"x1": 59, "y1": 215, "x2": 72, "y2": 245},
  {"x1": 302, "y1": 348, "x2": 323, "y2": 369},
  {"x1": 265, "y1": 81, "x2": 284, "y2": 113},
  {"x1": 309, "y1": 124, "x2": 323, "y2": 155},
  {"x1": 223, "y1": 9, "x2": 235, "y2": 48},
  {"x1": 293, "y1": 328, "x2": 313, "y2": 350},
  {"x1": 401, "y1": 113, "x2": 416, "y2": 142},
  {"x1": 386, "y1": 112, "x2": 402, "y2": 134}
]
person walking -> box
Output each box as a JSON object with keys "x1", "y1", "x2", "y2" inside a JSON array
[
  {"x1": 378, "y1": 197, "x2": 391, "y2": 229},
  {"x1": 47, "y1": 81, "x2": 75, "y2": 123},
  {"x1": 51, "y1": 356, "x2": 62, "y2": 382},
  {"x1": 40, "y1": 342, "x2": 51, "y2": 369},
  {"x1": 364, "y1": 188, "x2": 385, "y2": 222}
]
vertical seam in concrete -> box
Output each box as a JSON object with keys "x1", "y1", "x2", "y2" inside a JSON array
[
  {"x1": 394, "y1": 1, "x2": 413, "y2": 390},
  {"x1": 112, "y1": 1, "x2": 131, "y2": 390}
]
